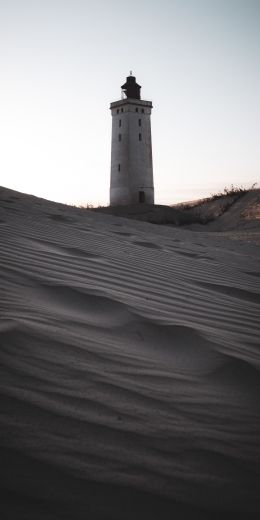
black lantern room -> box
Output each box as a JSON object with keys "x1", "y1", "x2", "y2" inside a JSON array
[{"x1": 121, "y1": 73, "x2": 141, "y2": 100}]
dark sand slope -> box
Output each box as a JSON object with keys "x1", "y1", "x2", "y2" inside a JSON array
[{"x1": 0, "y1": 187, "x2": 260, "y2": 519}]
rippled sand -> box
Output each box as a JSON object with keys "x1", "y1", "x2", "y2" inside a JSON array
[{"x1": 0, "y1": 187, "x2": 260, "y2": 519}]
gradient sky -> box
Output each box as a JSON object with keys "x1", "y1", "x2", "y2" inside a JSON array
[{"x1": 0, "y1": 0, "x2": 259, "y2": 205}]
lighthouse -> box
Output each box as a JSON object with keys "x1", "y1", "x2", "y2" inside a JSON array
[{"x1": 109, "y1": 73, "x2": 154, "y2": 206}]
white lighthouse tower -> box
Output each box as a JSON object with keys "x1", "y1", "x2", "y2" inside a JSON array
[{"x1": 109, "y1": 73, "x2": 154, "y2": 206}]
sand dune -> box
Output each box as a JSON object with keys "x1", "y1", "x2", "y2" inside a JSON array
[{"x1": 0, "y1": 186, "x2": 260, "y2": 519}]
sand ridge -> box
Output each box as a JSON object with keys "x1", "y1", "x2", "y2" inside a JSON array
[{"x1": 0, "y1": 186, "x2": 260, "y2": 519}]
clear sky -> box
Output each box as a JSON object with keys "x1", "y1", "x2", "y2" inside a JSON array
[{"x1": 0, "y1": 0, "x2": 259, "y2": 205}]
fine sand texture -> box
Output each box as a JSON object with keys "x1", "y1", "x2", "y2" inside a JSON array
[{"x1": 0, "y1": 186, "x2": 260, "y2": 519}]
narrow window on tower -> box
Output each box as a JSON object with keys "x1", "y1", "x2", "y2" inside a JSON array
[
  {"x1": 142, "y1": 108, "x2": 144, "y2": 113},
  {"x1": 135, "y1": 107, "x2": 138, "y2": 112},
  {"x1": 121, "y1": 108, "x2": 124, "y2": 113},
  {"x1": 118, "y1": 134, "x2": 121, "y2": 141},
  {"x1": 119, "y1": 119, "x2": 121, "y2": 127},
  {"x1": 117, "y1": 109, "x2": 119, "y2": 114},
  {"x1": 138, "y1": 118, "x2": 141, "y2": 126},
  {"x1": 118, "y1": 164, "x2": 121, "y2": 172},
  {"x1": 139, "y1": 133, "x2": 142, "y2": 141},
  {"x1": 139, "y1": 191, "x2": 145, "y2": 203}
]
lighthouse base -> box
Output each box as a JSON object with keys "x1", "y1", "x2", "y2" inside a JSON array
[{"x1": 110, "y1": 187, "x2": 154, "y2": 206}]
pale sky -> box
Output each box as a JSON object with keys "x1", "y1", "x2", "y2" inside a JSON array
[{"x1": 0, "y1": 0, "x2": 259, "y2": 206}]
